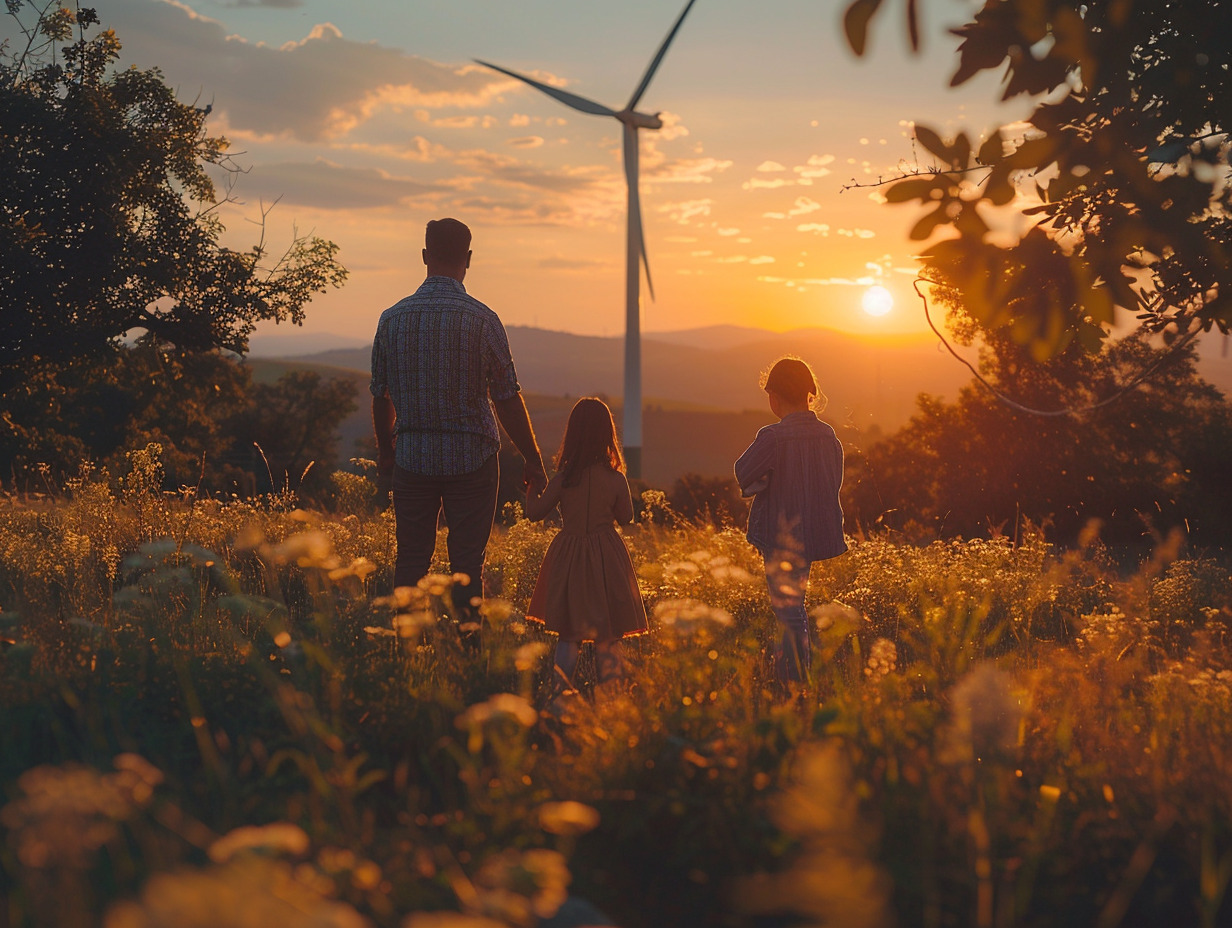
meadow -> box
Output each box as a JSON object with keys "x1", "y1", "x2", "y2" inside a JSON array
[{"x1": 2, "y1": 444, "x2": 1230, "y2": 928}]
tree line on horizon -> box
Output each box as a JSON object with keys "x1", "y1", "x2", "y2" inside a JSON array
[{"x1": 2, "y1": 1, "x2": 1229, "y2": 549}]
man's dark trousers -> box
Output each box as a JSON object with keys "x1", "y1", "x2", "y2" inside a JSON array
[{"x1": 391, "y1": 453, "x2": 499, "y2": 617}]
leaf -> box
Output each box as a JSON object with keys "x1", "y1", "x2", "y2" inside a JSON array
[
  {"x1": 977, "y1": 131, "x2": 1004, "y2": 166},
  {"x1": 843, "y1": 0, "x2": 884, "y2": 57},
  {"x1": 910, "y1": 204, "x2": 951, "y2": 241},
  {"x1": 914, "y1": 124, "x2": 949, "y2": 160},
  {"x1": 984, "y1": 164, "x2": 1017, "y2": 206},
  {"x1": 907, "y1": 0, "x2": 920, "y2": 51},
  {"x1": 885, "y1": 177, "x2": 943, "y2": 204}
]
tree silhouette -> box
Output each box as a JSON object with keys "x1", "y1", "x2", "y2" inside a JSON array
[
  {"x1": 845, "y1": 0, "x2": 1231, "y2": 359},
  {"x1": 0, "y1": 3, "x2": 348, "y2": 482}
]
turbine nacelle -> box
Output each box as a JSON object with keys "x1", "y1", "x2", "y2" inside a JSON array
[{"x1": 618, "y1": 110, "x2": 664, "y2": 131}]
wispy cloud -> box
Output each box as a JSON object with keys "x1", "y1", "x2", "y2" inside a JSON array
[
  {"x1": 102, "y1": 3, "x2": 523, "y2": 142},
  {"x1": 232, "y1": 159, "x2": 439, "y2": 210}
]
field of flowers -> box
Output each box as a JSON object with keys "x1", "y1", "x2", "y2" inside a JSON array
[{"x1": 2, "y1": 445, "x2": 1231, "y2": 928}]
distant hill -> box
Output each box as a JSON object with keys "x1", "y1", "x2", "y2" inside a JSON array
[
  {"x1": 285, "y1": 324, "x2": 975, "y2": 430},
  {"x1": 256, "y1": 325, "x2": 1232, "y2": 487}
]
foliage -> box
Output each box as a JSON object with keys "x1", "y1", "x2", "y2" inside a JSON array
[
  {"x1": 667, "y1": 472, "x2": 746, "y2": 526},
  {"x1": 845, "y1": 333, "x2": 1232, "y2": 547},
  {"x1": 845, "y1": 0, "x2": 1232, "y2": 358},
  {"x1": 0, "y1": 349, "x2": 357, "y2": 498},
  {"x1": 0, "y1": 3, "x2": 347, "y2": 481},
  {"x1": 1, "y1": 461, "x2": 1231, "y2": 926}
]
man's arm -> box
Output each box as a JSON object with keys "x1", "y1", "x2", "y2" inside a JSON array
[
  {"x1": 492, "y1": 392, "x2": 547, "y2": 490},
  {"x1": 373, "y1": 390, "x2": 396, "y2": 491}
]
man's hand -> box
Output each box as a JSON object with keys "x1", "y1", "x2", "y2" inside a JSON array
[
  {"x1": 373, "y1": 391, "x2": 397, "y2": 502},
  {"x1": 492, "y1": 392, "x2": 547, "y2": 492},
  {"x1": 523, "y1": 457, "x2": 547, "y2": 494}
]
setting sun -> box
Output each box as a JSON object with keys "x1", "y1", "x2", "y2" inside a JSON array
[{"x1": 861, "y1": 285, "x2": 894, "y2": 317}]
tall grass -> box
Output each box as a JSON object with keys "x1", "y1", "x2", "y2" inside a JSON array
[{"x1": 1, "y1": 444, "x2": 1229, "y2": 927}]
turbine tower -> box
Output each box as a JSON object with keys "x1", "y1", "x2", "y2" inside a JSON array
[{"x1": 476, "y1": 0, "x2": 698, "y2": 479}]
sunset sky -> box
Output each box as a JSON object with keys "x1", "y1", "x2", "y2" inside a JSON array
[{"x1": 16, "y1": 0, "x2": 1040, "y2": 341}]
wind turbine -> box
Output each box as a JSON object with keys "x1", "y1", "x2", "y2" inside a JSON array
[{"x1": 476, "y1": 0, "x2": 699, "y2": 480}]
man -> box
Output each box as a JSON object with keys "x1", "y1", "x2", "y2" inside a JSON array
[{"x1": 371, "y1": 218, "x2": 547, "y2": 614}]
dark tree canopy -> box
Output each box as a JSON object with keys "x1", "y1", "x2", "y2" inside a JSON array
[
  {"x1": 846, "y1": 333, "x2": 1232, "y2": 548},
  {"x1": 0, "y1": 3, "x2": 347, "y2": 383},
  {"x1": 0, "y1": 3, "x2": 351, "y2": 487},
  {"x1": 846, "y1": 0, "x2": 1232, "y2": 359}
]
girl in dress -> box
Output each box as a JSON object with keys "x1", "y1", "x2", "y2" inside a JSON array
[{"x1": 525, "y1": 397, "x2": 648, "y2": 684}]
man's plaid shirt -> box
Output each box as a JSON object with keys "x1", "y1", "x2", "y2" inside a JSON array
[{"x1": 370, "y1": 276, "x2": 521, "y2": 476}]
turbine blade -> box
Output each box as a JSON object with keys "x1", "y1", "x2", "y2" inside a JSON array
[
  {"x1": 626, "y1": 0, "x2": 699, "y2": 111},
  {"x1": 624, "y1": 125, "x2": 655, "y2": 302},
  {"x1": 474, "y1": 59, "x2": 617, "y2": 117}
]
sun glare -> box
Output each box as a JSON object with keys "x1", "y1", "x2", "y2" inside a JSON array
[{"x1": 861, "y1": 285, "x2": 894, "y2": 317}]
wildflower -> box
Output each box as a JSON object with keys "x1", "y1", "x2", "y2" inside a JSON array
[
  {"x1": 271, "y1": 531, "x2": 336, "y2": 569},
  {"x1": 940, "y1": 663, "x2": 1023, "y2": 764},
  {"x1": 654, "y1": 599, "x2": 733, "y2": 635},
  {"x1": 471, "y1": 848, "x2": 570, "y2": 925},
  {"x1": 418, "y1": 574, "x2": 455, "y2": 596},
  {"x1": 456, "y1": 694, "x2": 538, "y2": 729},
  {"x1": 373, "y1": 586, "x2": 430, "y2": 611},
  {"x1": 538, "y1": 801, "x2": 600, "y2": 836},
  {"x1": 664, "y1": 560, "x2": 701, "y2": 580},
  {"x1": 480, "y1": 598, "x2": 514, "y2": 624},
  {"x1": 736, "y1": 744, "x2": 894, "y2": 928},
  {"x1": 328, "y1": 557, "x2": 377, "y2": 582},
  {"x1": 393, "y1": 611, "x2": 438, "y2": 638},
  {"x1": 514, "y1": 642, "x2": 549, "y2": 672},
  {"x1": 208, "y1": 823, "x2": 310, "y2": 863},
  {"x1": 403, "y1": 915, "x2": 507, "y2": 928},
  {"x1": 864, "y1": 638, "x2": 897, "y2": 679},
  {"x1": 1, "y1": 757, "x2": 161, "y2": 870},
  {"x1": 102, "y1": 857, "x2": 367, "y2": 928},
  {"x1": 811, "y1": 601, "x2": 861, "y2": 634}
]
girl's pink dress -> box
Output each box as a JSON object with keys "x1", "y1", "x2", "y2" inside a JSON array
[{"x1": 526, "y1": 465, "x2": 648, "y2": 642}]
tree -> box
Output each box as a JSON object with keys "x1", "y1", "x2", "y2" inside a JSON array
[
  {"x1": 845, "y1": 0, "x2": 1231, "y2": 359},
  {"x1": 846, "y1": 333, "x2": 1232, "y2": 548},
  {"x1": 225, "y1": 371, "x2": 358, "y2": 497},
  {"x1": 0, "y1": 3, "x2": 347, "y2": 480}
]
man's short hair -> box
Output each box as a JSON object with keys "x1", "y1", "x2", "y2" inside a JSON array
[{"x1": 425, "y1": 218, "x2": 471, "y2": 266}]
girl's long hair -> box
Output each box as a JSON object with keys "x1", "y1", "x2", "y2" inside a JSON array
[{"x1": 556, "y1": 397, "x2": 625, "y2": 487}]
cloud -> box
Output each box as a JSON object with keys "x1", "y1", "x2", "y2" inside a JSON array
[
  {"x1": 717, "y1": 228, "x2": 741, "y2": 237},
  {"x1": 221, "y1": 0, "x2": 302, "y2": 7},
  {"x1": 837, "y1": 228, "x2": 877, "y2": 238},
  {"x1": 232, "y1": 159, "x2": 438, "y2": 209},
  {"x1": 507, "y1": 136, "x2": 545, "y2": 148},
  {"x1": 99, "y1": 1, "x2": 524, "y2": 141},
  {"x1": 795, "y1": 154, "x2": 834, "y2": 179},
  {"x1": 797, "y1": 223, "x2": 831, "y2": 234},
  {"x1": 756, "y1": 161, "x2": 787, "y2": 172},
  {"x1": 431, "y1": 115, "x2": 499, "y2": 129},
  {"x1": 788, "y1": 196, "x2": 821, "y2": 217},
  {"x1": 756, "y1": 275, "x2": 875, "y2": 288},
  {"x1": 660, "y1": 199, "x2": 714, "y2": 224},
  {"x1": 645, "y1": 156, "x2": 732, "y2": 184},
  {"x1": 538, "y1": 256, "x2": 609, "y2": 270},
  {"x1": 743, "y1": 177, "x2": 796, "y2": 190}
]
